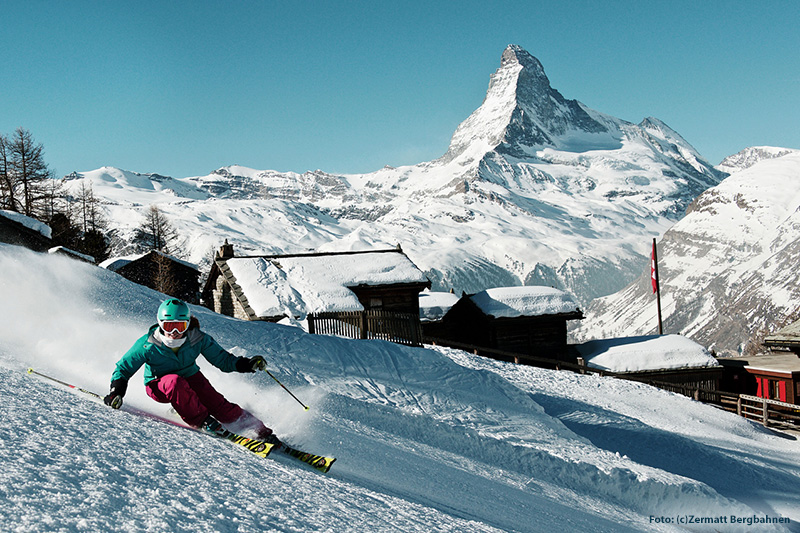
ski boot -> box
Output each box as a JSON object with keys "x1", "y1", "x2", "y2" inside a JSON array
[
  {"x1": 258, "y1": 429, "x2": 282, "y2": 449},
  {"x1": 201, "y1": 415, "x2": 228, "y2": 437}
]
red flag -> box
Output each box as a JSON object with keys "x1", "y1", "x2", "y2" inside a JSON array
[{"x1": 650, "y1": 241, "x2": 658, "y2": 294}]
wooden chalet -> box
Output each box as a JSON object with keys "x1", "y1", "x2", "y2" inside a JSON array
[
  {"x1": 201, "y1": 242, "x2": 431, "y2": 345},
  {"x1": 716, "y1": 320, "x2": 800, "y2": 404},
  {"x1": 424, "y1": 286, "x2": 584, "y2": 364},
  {"x1": 717, "y1": 354, "x2": 800, "y2": 404},
  {"x1": 102, "y1": 250, "x2": 200, "y2": 304},
  {"x1": 0, "y1": 210, "x2": 52, "y2": 252}
]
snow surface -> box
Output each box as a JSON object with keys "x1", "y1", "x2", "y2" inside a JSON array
[
  {"x1": 576, "y1": 335, "x2": 720, "y2": 373},
  {"x1": 2, "y1": 244, "x2": 800, "y2": 532},
  {"x1": 226, "y1": 251, "x2": 429, "y2": 317}
]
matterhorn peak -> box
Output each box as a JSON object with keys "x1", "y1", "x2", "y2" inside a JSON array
[
  {"x1": 501, "y1": 44, "x2": 543, "y2": 69},
  {"x1": 500, "y1": 44, "x2": 548, "y2": 86},
  {"x1": 443, "y1": 45, "x2": 612, "y2": 163}
]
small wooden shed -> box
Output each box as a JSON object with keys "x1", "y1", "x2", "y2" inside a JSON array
[
  {"x1": 425, "y1": 286, "x2": 584, "y2": 363},
  {"x1": 102, "y1": 250, "x2": 200, "y2": 304},
  {"x1": 0, "y1": 210, "x2": 52, "y2": 252},
  {"x1": 419, "y1": 290, "x2": 461, "y2": 325}
]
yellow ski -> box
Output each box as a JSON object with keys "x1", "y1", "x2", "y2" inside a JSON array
[{"x1": 280, "y1": 444, "x2": 336, "y2": 473}]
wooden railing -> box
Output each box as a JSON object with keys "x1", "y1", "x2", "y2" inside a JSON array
[
  {"x1": 308, "y1": 310, "x2": 423, "y2": 346},
  {"x1": 736, "y1": 395, "x2": 800, "y2": 428}
]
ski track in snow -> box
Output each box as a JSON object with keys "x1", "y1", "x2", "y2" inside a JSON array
[{"x1": 2, "y1": 244, "x2": 800, "y2": 532}]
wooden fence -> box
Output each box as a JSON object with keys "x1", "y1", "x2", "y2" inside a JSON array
[{"x1": 308, "y1": 310, "x2": 423, "y2": 346}]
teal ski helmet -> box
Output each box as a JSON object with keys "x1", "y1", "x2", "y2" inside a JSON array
[{"x1": 157, "y1": 298, "x2": 191, "y2": 322}]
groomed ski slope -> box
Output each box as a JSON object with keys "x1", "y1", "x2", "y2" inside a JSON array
[{"x1": 1, "y1": 243, "x2": 799, "y2": 533}]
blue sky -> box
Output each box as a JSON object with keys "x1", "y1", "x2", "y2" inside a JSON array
[{"x1": 3, "y1": 1, "x2": 798, "y2": 178}]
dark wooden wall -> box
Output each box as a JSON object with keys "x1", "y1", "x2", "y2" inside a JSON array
[
  {"x1": 424, "y1": 297, "x2": 578, "y2": 362},
  {"x1": 116, "y1": 253, "x2": 199, "y2": 303},
  {"x1": 350, "y1": 284, "x2": 427, "y2": 315}
]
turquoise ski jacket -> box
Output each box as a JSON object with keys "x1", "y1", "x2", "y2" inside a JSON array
[{"x1": 112, "y1": 324, "x2": 242, "y2": 384}]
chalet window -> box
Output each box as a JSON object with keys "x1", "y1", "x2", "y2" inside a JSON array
[
  {"x1": 769, "y1": 380, "x2": 780, "y2": 400},
  {"x1": 370, "y1": 297, "x2": 383, "y2": 309}
]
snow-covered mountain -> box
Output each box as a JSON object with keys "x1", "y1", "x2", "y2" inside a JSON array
[
  {"x1": 573, "y1": 149, "x2": 800, "y2": 356},
  {"x1": 717, "y1": 146, "x2": 798, "y2": 174},
  {"x1": 63, "y1": 45, "x2": 725, "y2": 304},
  {"x1": 3, "y1": 243, "x2": 800, "y2": 531}
]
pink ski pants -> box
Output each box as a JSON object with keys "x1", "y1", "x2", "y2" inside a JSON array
[{"x1": 145, "y1": 371, "x2": 244, "y2": 428}]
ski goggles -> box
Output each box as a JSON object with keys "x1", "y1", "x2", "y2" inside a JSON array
[{"x1": 160, "y1": 320, "x2": 189, "y2": 335}]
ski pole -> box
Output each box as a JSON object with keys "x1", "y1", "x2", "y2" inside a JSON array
[
  {"x1": 27, "y1": 368, "x2": 103, "y2": 400},
  {"x1": 263, "y1": 369, "x2": 310, "y2": 411}
]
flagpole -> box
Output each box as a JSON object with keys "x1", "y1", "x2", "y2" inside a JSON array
[{"x1": 652, "y1": 238, "x2": 664, "y2": 335}]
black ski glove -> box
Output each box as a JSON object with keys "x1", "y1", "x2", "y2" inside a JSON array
[
  {"x1": 104, "y1": 378, "x2": 128, "y2": 409},
  {"x1": 236, "y1": 356, "x2": 267, "y2": 373}
]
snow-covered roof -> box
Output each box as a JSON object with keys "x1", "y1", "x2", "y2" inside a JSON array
[
  {"x1": 718, "y1": 353, "x2": 800, "y2": 375},
  {"x1": 469, "y1": 286, "x2": 581, "y2": 318},
  {"x1": 577, "y1": 335, "x2": 720, "y2": 373},
  {"x1": 419, "y1": 290, "x2": 460, "y2": 322},
  {"x1": 48, "y1": 246, "x2": 95, "y2": 263},
  {"x1": 225, "y1": 250, "x2": 430, "y2": 318},
  {"x1": 764, "y1": 318, "x2": 800, "y2": 348},
  {"x1": 100, "y1": 250, "x2": 198, "y2": 272},
  {"x1": 0, "y1": 209, "x2": 52, "y2": 239}
]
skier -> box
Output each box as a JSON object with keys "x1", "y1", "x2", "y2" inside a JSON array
[{"x1": 103, "y1": 298, "x2": 280, "y2": 446}]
